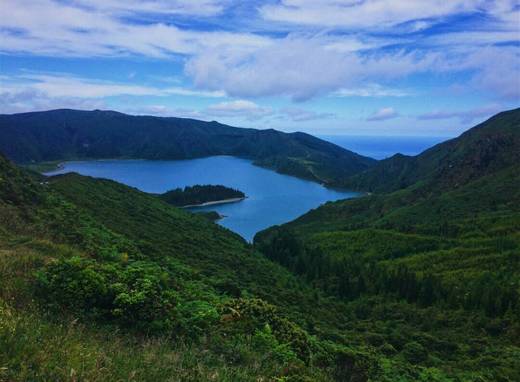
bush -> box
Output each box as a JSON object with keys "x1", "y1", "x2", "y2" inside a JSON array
[
  {"x1": 36, "y1": 257, "x2": 177, "y2": 332},
  {"x1": 221, "y1": 298, "x2": 313, "y2": 362},
  {"x1": 401, "y1": 341, "x2": 428, "y2": 364},
  {"x1": 252, "y1": 324, "x2": 298, "y2": 364},
  {"x1": 175, "y1": 300, "x2": 219, "y2": 337},
  {"x1": 379, "y1": 343, "x2": 397, "y2": 356},
  {"x1": 333, "y1": 347, "x2": 371, "y2": 382}
]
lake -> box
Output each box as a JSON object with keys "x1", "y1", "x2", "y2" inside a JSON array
[{"x1": 45, "y1": 156, "x2": 358, "y2": 241}]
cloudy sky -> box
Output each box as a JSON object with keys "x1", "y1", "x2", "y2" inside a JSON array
[{"x1": 1, "y1": 0, "x2": 519, "y2": 136}]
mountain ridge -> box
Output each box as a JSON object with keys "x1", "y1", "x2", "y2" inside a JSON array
[
  {"x1": 342, "y1": 107, "x2": 520, "y2": 193},
  {"x1": 0, "y1": 108, "x2": 376, "y2": 185}
]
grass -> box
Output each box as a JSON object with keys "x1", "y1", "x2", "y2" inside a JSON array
[
  {"x1": 20, "y1": 161, "x2": 63, "y2": 173},
  {"x1": 0, "y1": 235, "x2": 333, "y2": 382}
]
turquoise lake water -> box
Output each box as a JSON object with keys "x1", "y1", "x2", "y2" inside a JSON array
[{"x1": 45, "y1": 156, "x2": 358, "y2": 241}]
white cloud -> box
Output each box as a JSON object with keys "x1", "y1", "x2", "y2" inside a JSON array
[
  {"x1": 469, "y1": 48, "x2": 520, "y2": 101},
  {"x1": 6, "y1": 74, "x2": 164, "y2": 98},
  {"x1": 333, "y1": 84, "x2": 412, "y2": 97},
  {"x1": 0, "y1": 72, "x2": 226, "y2": 114},
  {"x1": 0, "y1": 89, "x2": 105, "y2": 114},
  {"x1": 71, "y1": 0, "x2": 228, "y2": 17},
  {"x1": 259, "y1": 0, "x2": 487, "y2": 29},
  {"x1": 279, "y1": 107, "x2": 336, "y2": 122},
  {"x1": 431, "y1": 46, "x2": 520, "y2": 101},
  {"x1": 186, "y1": 36, "x2": 353, "y2": 101},
  {"x1": 367, "y1": 107, "x2": 399, "y2": 121},
  {"x1": 185, "y1": 35, "x2": 442, "y2": 101},
  {"x1": 0, "y1": 0, "x2": 269, "y2": 58},
  {"x1": 426, "y1": 31, "x2": 520, "y2": 47},
  {"x1": 0, "y1": 0, "x2": 518, "y2": 106},
  {"x1": 1, "y1": 73, "x2": 225, "y2": 99},
  {"x1": 206, "y1": 100, "x2": 273, "y2": 120},
  {"x1": 417, "y1": 104, "x2": 503, "y2": 123}
]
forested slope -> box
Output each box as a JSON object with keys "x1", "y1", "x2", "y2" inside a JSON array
[
  {"x1": 342, "y1": 108, "x2": 520, "y2": 193},
  {"x1": 255, "y1": 109, "x2": 520, "y2": 381},
  {"x1": 0, "y1": 109, "x2": 375, "y2": 185}
]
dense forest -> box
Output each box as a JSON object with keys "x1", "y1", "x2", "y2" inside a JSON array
[
  {"x1": 255, "y1": 109, "x2": 520, "y2": 380},
  {"x1": 0, "y1": 109, "x2": 519, "y2": 381},
  {"x1": 159, "y1": 184, "x2": 245, "y2": 207},
  {"x1": 0, "y1": 109, "x2": 375, "y2": 185}
]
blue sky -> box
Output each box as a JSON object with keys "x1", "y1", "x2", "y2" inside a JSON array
[{"x1": 0, "y1": 1, "x2": 519, "y2": 136}]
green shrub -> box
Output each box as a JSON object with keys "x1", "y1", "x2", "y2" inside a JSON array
[
  {"x1": 252, "y1": 324, "x2": 298, "y2": 364},
  {"x1": 36, "y1": 257, "x2": 177, "y2": 332},
  {"x1": 379, "y1": 343, "x2": 397, "y2": 356},
  {"x1": 221, "y1": 298, "x2": 313, "y2": 362},
  {"x1": 401, "y1": 341, "x2": 428, "y2": 364},
  {"x1": 175, "y1": 300, "x2": 219, "y2": 337}
]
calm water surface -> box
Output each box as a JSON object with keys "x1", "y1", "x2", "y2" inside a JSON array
[{"x1": 45, "y1": 156, "x2": 358, "y2": 241}]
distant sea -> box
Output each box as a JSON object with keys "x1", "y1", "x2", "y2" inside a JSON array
[{"x1": 320, "y1": 135, "x2": 449, "y2": 160}]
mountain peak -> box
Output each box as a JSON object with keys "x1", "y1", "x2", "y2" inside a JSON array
[
  {"x1": 343, "y1": 108, "x2": 520, "y2": 193},
  {"x1": 0, "y1": 109, "x2": 376, "y2": 185}
]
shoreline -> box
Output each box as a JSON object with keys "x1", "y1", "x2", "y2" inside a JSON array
[
  {"x1": 36, "y1": 158, "x2": 357, "y2": 194},
  {"x1": 182, "y1": 196, "x2": 247, "y2": 208}
]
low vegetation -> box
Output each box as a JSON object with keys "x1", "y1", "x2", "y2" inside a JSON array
[
  {"x1": 0, "y1": 153, "x2": 368, "y2": 381},
  {"x1": 1, "y1": 109, "x2": 519, "y2": 380}
]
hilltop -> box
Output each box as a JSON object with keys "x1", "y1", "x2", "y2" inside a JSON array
[
  {"x1": 342, "y1": 108, "x2": 520, "y2": 193},
  {"x1": 0, "y1": 109, "x2": 376, "y2": 185}
]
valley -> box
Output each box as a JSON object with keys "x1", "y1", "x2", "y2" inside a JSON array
[
  {"x1": 0, "y1": 109, "x2": 518, "y2": 381},
  {"x1": 42, "y1": 156, "x2": 358, "y2": 241}
]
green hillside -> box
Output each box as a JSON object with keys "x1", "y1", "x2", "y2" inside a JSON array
[
  {"x1": 342, "y1": 108, "x2": 520, "y2": 193},
  {"x1": 1, "y1": 109, "x2": 519, "y2": 381},
  {"x1": 255, "y1": 110, "x2": 520, "y2": 380},
  {"x1": 0, "y1": 109, "x2": 375, "y2": 185},
  {"x1": 0, "y1": 152, "x2": 406, "y2": 381}
]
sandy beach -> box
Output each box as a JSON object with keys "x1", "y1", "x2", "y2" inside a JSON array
[{"x1": 181, "y1": 197, "x2": 246, "y2": 208}]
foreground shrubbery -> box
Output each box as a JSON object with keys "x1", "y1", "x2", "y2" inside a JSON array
[
  {"x1": 36, "y1": 257, "x2": 177, "y2": 332},
  {"x1": 0, "y1": 239, "x2": 337, "y2": 381},
  {"x1": 34, "y1": 257, "x2": 328, "y2": 366},
  {"x1": 0, "y1": 298, "x2": 333, "y2": 382}
]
